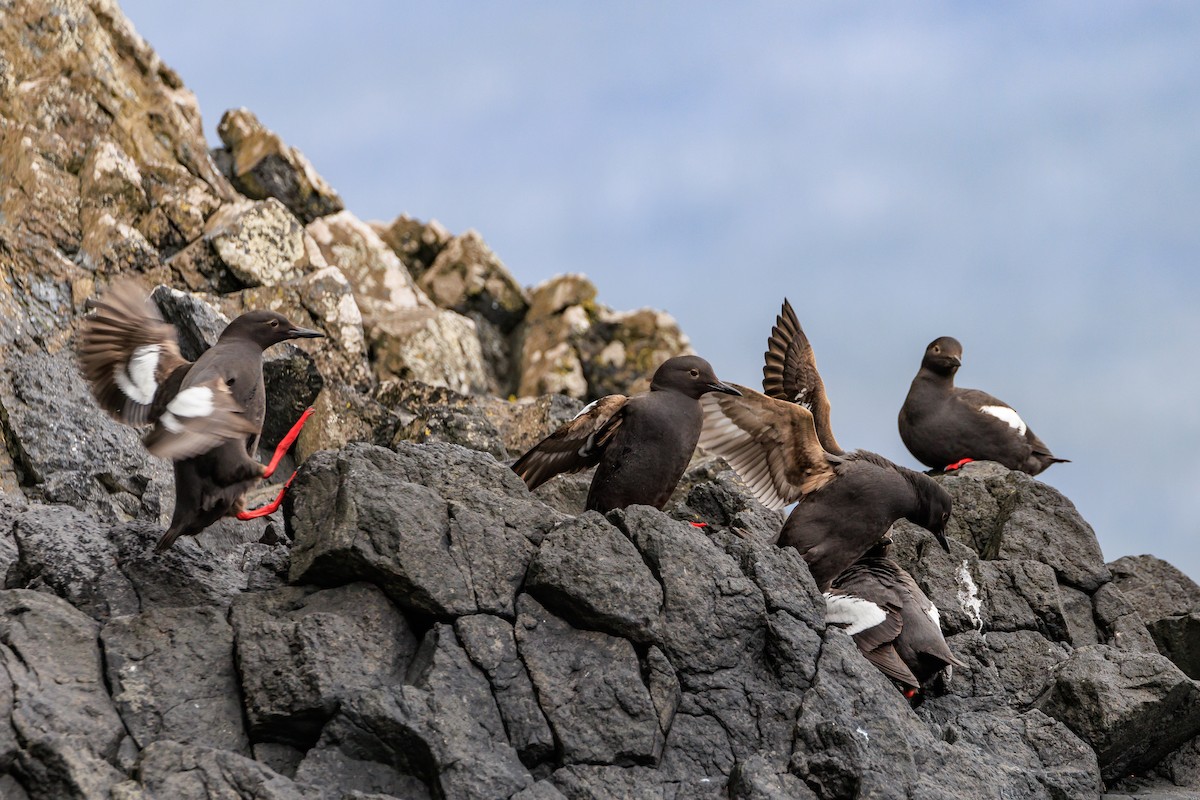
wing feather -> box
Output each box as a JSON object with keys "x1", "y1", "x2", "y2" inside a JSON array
[
  {"x1": 511, "y1": 395, "x2": 628, "y2": 491},
  {"x1": 761, "y1": 298, "x2": 843, "y2": 455}
]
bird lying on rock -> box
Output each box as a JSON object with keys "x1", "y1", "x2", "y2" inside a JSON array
[
  {"x1": 698, "y1": 300, "x2": 952, "y2": 591},
  {"x1": 76, "y1": 280, "x2": 323, "y2": 551},
  {"x1": 511, "y1": 355, "x2": 741, "y2": 513},
  {"x1": 898, "y1": 336, "x2": 1069, "y2": 475},
  {"x1": 826, "y1": 537, "x2": 965, "y2": 699}
]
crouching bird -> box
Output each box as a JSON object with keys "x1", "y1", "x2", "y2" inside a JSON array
[
  {"x1": 76, "y1": 280, "x2": 323, "y2": 551},
  {"x1": 898, "y1": 336, "x2": 1069, "y2": 475},
  {"x1": 698, "y1": 299, "x2": 952, "y2": 591},
  {"x1": 826, "y1": 538, "x2": 965, "y2": 700},
  {"x1": 511, "y1": 355, "x2": 741, "y2": 513}
]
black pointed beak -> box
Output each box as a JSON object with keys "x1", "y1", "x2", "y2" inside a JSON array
[
  {"x1": 933, "y1": 528, "x2": 951, "y2": 553},
  {"x1": 708, "y1": 381, "x2": 742, "y2": 396},
  {"x1": 288, "y1": 326, "x2": 324, "y2": 339},
  {"x1": 947, "y1": 356, "x2": 962, "y2": 368}
]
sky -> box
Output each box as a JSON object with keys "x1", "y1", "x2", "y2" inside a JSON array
[{"x1": 118, "y1": 1, "x2": 1200, "y2": 581}]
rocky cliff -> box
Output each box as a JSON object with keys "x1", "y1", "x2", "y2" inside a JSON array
[{"x1": 0, "y1": 1, "x2": 1197, "y2": 798}]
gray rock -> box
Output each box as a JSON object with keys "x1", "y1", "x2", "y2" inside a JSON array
[
  {"x1": 1110, "y1": 555, "x2": 1200, "y2": 679},
  {"x1": 455, "y1": 614, "x2": 555, "y2": 767},
  {"x1": 1059, "y1": 584, "x2": 1102, "y2": 646},
  {"x1": 128, "y1": 740, "x2": 329, "y2": 800},
  {"x1": 729, "y1": 755, "x2": 819, "y2": 800},
  {"x1": 101, "y1": 605, "x2": 248, "y2": 754},
  {"x1": 6, "y1": 503, "x2": 139, "y2": 623},
  {"x1": 230, "y1": 583, "x2": 417, "y2": 747},
  {"x1": 977, "y1": 558, "x2": 1070, "y2": 642},
  {"x1": 550, "y1": 764, "x2": 715, "y2": 799},
  {"x1": 515, "y1": 594, "x2": 661, "y2": 766},
  {"x1": 526, "y1": 511, "x2": 663, "y2": 644},
  {"x1": 1036, "y1": 645, "x2": 1200, "y2": 782},
  {"x1": 14, "y1": 734, "x2": 127, "y2": 800},
  {"x1": 1093, "y1": 582, "x2": 1158, "y2": 652},
  {"x1": 985, "y1": 630, "x2": 1071, "y2": 707},
  {"x1": 419, "y1": 230, "x2": 530, "y2": 333}
]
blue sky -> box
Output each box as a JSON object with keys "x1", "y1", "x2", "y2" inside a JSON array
[{"x1": 119, "y1": 2, "x2": 1200, "y2": 580}]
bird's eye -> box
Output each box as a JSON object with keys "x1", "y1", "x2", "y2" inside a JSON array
[
  {"x1": 689, "y1": 369, "x2": 700, "y2": 377},
  {"x1": 270, "y1": 320, "x2": 279, "y2": 327},
  {"x1": 932, "y1": 345, "x2": 941, "y2": 354}
]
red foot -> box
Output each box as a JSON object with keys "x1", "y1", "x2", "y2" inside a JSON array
[
  {"x1": 944, "y1": 458, "x2": 974, "y2": 471},
  {"x1": 262, "y1": 407, "x2": 315, "y2": 479},
  {"x1": 237, "y1": 469, "x2": 298, "y2": 520},
  {"x1": 903, "y1": 688, "x2": 918, "y2": 699},
  {"x1": 689, "y1": 521, "x2": 708, "y2": 528}
]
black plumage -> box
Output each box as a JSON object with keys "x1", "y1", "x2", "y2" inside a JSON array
[
  {"x1": 77, "y1": 280, "x2": 323, "y2": 551},
  {"x1": 511, "y1": 355, "x2": 741, "y2": 513},
  {"x1": 827, "y1": 539, "x2": 965, "y2": 696},
  {"x1": 898, "y1": 336, "x2": 1068, "y2": 475}
]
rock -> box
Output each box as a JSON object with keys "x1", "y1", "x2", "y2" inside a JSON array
[
  {"x1": 1036, "y1": 645, "x2": 1200, "y2": 782},
  {"x1": 204, "y1": 198, "x2": 325, "y2": 288},
  {"x1": 1110, "y1": 555, "x2": 1200, "y2": 679},
  {"x1": 215, "y1": 108, "x2": 344, "y2": 224},
  {"x1": 515, "y1": 594, "x2": 662, "y2": 765},
  {"x1": 1092, "y1": 582, "x2": 1158, "y2": 652},
  {"x1": 294, "y1": 383, "x2": 398, "y2": 464},
  {"x1": 455, "y1": 614, "x2": 555, "y2": 768},
  {"x1": 383, "y1": 380, "x2": 507, "y2": 459},
  {"x1": 230, "y1": 583, "x2": 417, "y2": 748},
  {"x1": 729, "y1": 755, "x2": 819, "y2": 800},
  {"x1": 0, "y1": 590, "x2": 125, "y2": 760},
  {"x1": 287, "y1": 442, "x2": 560, "y2": 619},
  {"x1": 419, "y1": 230, "x2": 530, "y2": 333},
  {"x1": 578, "y1": 306, "x2": 691, "y2": 399},
  {"x1": 372, "y1": 214, "x2": 452, "y2": 280},
  {"x1": 307, "y1": 211, "x2": 430, "y2": 327},
  {"x1": 100, "y1": 605, "x2": 249, "y2": 753},
  {"x1": 525, "y1": 512, "x2": 664, "y2": 644},
  {"x1": 125, "y1": 740, "x2": 328, "y2": 800},
  {"x1": 371, "y1": 307, "x2": 491, "y2": 393},
  {"x1": 14, "y1": 734, "x2": 127, "y2": 800}
]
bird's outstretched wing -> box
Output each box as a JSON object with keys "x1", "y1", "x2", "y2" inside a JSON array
[
  {"x1": 698, "y1": 383, "x2": 838, "y2": 510},
  {"x1": 762, "y1": 298, "x2": 843, "y2": 454},
  {"x1": 77, "y1": 280, "x2": 257, "y2": 460},
  {"x1": 511, "y1": 395, "x2": 628, "y2": 491}
]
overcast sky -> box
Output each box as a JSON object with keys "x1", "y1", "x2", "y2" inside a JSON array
[{"x1": 119, "y1": 1, "x2": 1200, "y2": 581}]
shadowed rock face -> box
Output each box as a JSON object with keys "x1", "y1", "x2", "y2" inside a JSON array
[{"x1": 0, "y1": 1, "x2": 1195, "y2": 798}]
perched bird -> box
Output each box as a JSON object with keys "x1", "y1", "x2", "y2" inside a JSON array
[
  {"x1": 76, "y1": 280, "x2": 323, "y2": 551},
  {"x1": 511, "y1": 355, "x2": 741, "y2": 513},
  {"x1": 898, "y1": 336, "x2": 1068, "y2": 475},
  {"x1": 698, "y1": 299, "x2": 952, "y2": 591},
  {"x1": 826, "y1": 538, "x2": 965, "y2": 698}
]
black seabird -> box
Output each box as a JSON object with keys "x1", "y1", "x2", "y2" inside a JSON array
[
  {"x1": 77, "y1": 280, "x2": 323, "y2": 551},
  {"x1": 698, "y1": 299, "x2": 951, "y2": 591},
  {"x1": 898, "y1": 336, "x2": 1069, "y2": 475},
  {"x1": 511, "y1": 355, "x2": 741, "y2": 513},
  {"x1": 826, "y1": 538, "x2": 965, "y2": 698}
]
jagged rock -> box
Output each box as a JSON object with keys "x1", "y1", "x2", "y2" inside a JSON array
[
  {"x1": 371, "y1": 307, "x2": 491, "y2": 393},
  {"x1": 372, "y1": 214, "x2": 452, "y2": 279},
  {"x1": 215, "y1": 107, "x2": 344, "y2": 224},
  {"x1": 382, "y1": 380, "x2": 507, "y2": 459},
  {"x1": 101, "y1": 605, "x2": 249, "y2": 754},
  {"x1": 1092, "y1": 582, "x2": 1158, "y2": 652},
  {"x1": 307, "y1": 211, "x2": 430, "y2": 327},
  {"x1": 287, "y1": 442, "x2": 561, "y2": 618},
  {"x1": 297, "y1": 630, "x2": 532, "y2": 800},
  {"x1": 670, "y1": 461, "x2": 786, "y2": 541},
  {"x1": 208, "y1": 198, "x2": 325, "y2": 287},
  {"x1": 14, "y1": 734, "x2": 127, "y2": 800},
  {"x1": 1110, "y1": 555, "x2": 1200, "y2": 679},
  {"x1": 0, "y1": 590, "x2": 125, "y2": 761},
  {"x1": 118, "y1": 740, "x2": 328, "y2": 800},
  {"x1": 525, "y1": 512, "x2": 664, "y2": 644},
  {"x1": 230, "y1": 583, "x2": 417, "y2": 748},
  {"x1": 1037, "y1": 645, "x2": 1200, "y2": 782},
  {"x1": 5, "y1": 503, "x2": 139, "y2": 623},
  {"x1": 578, "y1": 306, "x2": 691, "y2": 399},
  {"x1": 515, "y1": 594, "x2": 662, "y2": 765},
  {"x1": 455, "y1": 614, "x2": 555, "y2": 768},
  {"x1": 419, "y1": 230, "x2": 530, "y2": 333},
  {"x1": 729, "y1": 755, "x2": 819, "y2": 800}
]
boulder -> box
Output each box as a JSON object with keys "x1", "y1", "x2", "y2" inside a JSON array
[
  {"x1": 215, "y1": 107, "x2": 344, "y2": 224},
  {"x1": 418, "y1": 230, "x2": 530, "y2": 333},
  {"x1": 1109, "y1": 555, "x2": 1200, "y2": 679}
]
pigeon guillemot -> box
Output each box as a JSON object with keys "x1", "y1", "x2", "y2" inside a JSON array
[
  {"x1": 698, "y1": 300, "x2": 951, "y2": 591},
  {"x1": 511, "y1": 355, "x2": 741, "y2": 513},
  {"x1": 826, "y1": 538, "x2": 965, "y2": 698},
  {"x1": 77, "y1": 280, "x2": 324, "y2": 551},
  {"x1": 898, "y1": 336, "x2": 1068, "y2": 475}
]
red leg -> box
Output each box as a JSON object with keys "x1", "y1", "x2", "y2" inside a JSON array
[
  {"x1": 944, "y1": 457, "x2": 974, "y2": 471},
  {"x1": 236, "y1": 469, "x2": 299, "y2": 520},
  {"x1": 262, "y1": 407, "x2": 315, "y2": 479},
  {"x1": 689, "y1": 521, "x2": 708, "y2": 529}
]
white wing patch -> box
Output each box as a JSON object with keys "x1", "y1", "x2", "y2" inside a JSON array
[
  {"x1": 979, "y1": 404, "x2": 1027, "y2": 435},
  {"x1": 113, "y1": 344, "x2": 160, "y2": 405},
  {"x1": 572, "y1": 399, "x2": 601, "y2": 421},
  {"x1": 824, "y1": 593, "x2": 887, "y2": 635},
  {"x1": 925, "y1": 601, "x2": 942, "y2": 629},
  {"x1": 160, "y1": 385, "x2": 216, "y2": 433}
]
